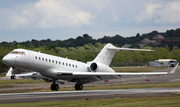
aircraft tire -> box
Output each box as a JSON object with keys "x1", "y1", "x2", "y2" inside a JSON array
[
  {"x1": 75, "y1": 84, "x2": 79, "y2": 90},
  {"x1": 51, "y1": 84, "x2": 55, "y2": 91},
  {"x1": 79, "y1": 83, "x2": 83, "y2": 90},
  {"x1": 75, "y1": 83, "x2": 83, "y2": 90},
  {"x1": 55, "y1": 84, "x2": 59, "y2": 91},
  {"x1": 10, "y1": 76, "x2": 16, "y2": 80},
  {"x1": 51, "y1": 84, "x2": 59, "y2": 91}
]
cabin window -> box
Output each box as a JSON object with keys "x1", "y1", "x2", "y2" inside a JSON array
[
  {"x1": 39, "y1": 57, "x2": 41, "y2": 60},
  {"x1": 56, "y1": 61, "x2": 58, "y2": 64},
  {"x1": 52, "y1": 60, "x2": 54, "y2": 63},
  {"x1": 72, "y1": 64, "x2": 74, "y2": 67},
  {"x1": 35, "y1": 56, "x2": 37, "y2": 59},
  {"x1": 49, "y1": 59, "x2": 51, "y2": 62},
  {"x1": 66, "y1": 63, "x2": 68, "y2": 66},
  {"x1": 69, "y1": 64, "x2": 71, "y2": 67},
  {"x1": 42, "y1": 58, "x2": 44, "y2": 61},
  {"x1": 76, "y1": 65, "x2": 77, "y2": 68},
  {"x1": 59, "y1": 61, "x2": 61, "y2": 64},
  {"x1": 63, "y1": 62, "x2": 64, "y2": 65},
  {"x1": 46, "y1": 59, "x2": 47, "y2": 61}
]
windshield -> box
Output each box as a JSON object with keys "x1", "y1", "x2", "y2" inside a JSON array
[{"x1": 10, "y1": 51, "x2": 26, "y2": 55}]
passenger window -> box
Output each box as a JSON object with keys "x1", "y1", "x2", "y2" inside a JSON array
[
  {"x1": 49, "y1": 59, "x2": 51, "y2": 62},
  {"x1": 72, "y1": 64, "x2": 74, "y2": 67},
  {"x1": 66, "y1": 63, "x2": 68, "y2": 66},
  {"x1": 39, "y1": 57, "x2": 41, "y2": 60},
  {"x1": 59, "y1": 61, "x2": 61, "y2": 64},
  {"x1": 42, "y1": 58, "x2": 44, "y2": 61},
  {"x1": 35, "y1": 56, "x2": 37, "y2": 59},
  {"x1": 69, "y1": 64, "x2": 71, "y2": 67},
  {"x1": 63, "y1": 62, "x2": 64, "y2": 65},
  {"x1": 56, "y1": 61, "x2": 57, "y2": 64},
  {"x1": 46, "y1": 59, "x2": 47, "y2": 61},
  {"x1": 76, "y1": 65, "x2": 77, "y2": 68},
  {"x1": 52, "y1": 60, "x2": 54, "y2": 63}
]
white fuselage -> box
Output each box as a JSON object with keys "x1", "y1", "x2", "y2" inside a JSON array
[{"x1": 2, "y1": 49, "x2": 115, "y2": 81}]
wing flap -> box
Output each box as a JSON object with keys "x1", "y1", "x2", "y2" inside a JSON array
[{"x1": 72, "y1": 72, "x2": 168, "y2": 76}]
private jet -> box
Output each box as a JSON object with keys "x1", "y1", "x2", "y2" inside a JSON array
[{"x1": 2, "y1": 43, "x2": 179, "y2": 91}]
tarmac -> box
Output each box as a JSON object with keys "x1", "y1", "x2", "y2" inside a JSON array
[{"x1": 0, "y1": 67, "x2": 180, "y2": 103}]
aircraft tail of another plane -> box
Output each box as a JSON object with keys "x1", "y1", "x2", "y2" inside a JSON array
[{"x1": 92, "y1": 43, "x2": 154, "y2": 66}]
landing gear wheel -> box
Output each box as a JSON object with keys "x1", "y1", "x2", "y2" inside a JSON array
[
  {"x1": 55, "y1": 84, "x2": 59, "y2": 91},
  {"x1": 51, "y1": 84, "x2": 59, "y2": 91},
  {"x1": 75, "y1": 84, "x2": 79, "y2": 90},
  {"x1": 75, "y1": 83, "x2": 83, "y2": 90},
  {"x1": 11, "y1": 76, "x2": 16, "y2": 79},
  {"x1": 51, "y1": 84, "x2": 55, "y2": 91}
]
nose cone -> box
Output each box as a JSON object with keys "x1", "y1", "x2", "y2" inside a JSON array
[
  {"x1": 2, "y1": 56, "x2": 9, "y2": 64},
  {"x1": 2, "y1": 55, "x2": 13, "y2": 65}
]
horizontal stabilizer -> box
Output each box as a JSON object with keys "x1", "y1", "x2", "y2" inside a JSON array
[
  {"x1": 15, "y1": 72, "x2": 37, "y2": 77},
  {"x1": 107, "y1": 47, "x2": 154, "y2": 51}
]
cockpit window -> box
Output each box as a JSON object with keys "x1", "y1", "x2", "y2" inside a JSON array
[{"x1": 10, "y1": 51, "x2": 26, "y2": 55}]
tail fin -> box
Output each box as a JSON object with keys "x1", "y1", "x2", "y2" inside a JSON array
[
  {"x1": 92, "y1": 43, "x2": 118, "y2": 66},
  {"x1": 92, "y1": 43, "x2": 154, "y2": 66}
]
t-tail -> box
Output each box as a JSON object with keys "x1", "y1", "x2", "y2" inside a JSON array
[{"x1": 92, "y1": 43, "x2": 154, "y2": 66}]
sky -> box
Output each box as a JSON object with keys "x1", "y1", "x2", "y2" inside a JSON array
[{"x1": 0, "y1": 0, "x2": 180, "y2": 42}]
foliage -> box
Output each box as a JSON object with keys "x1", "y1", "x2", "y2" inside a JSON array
[
  {"x1": 1, "y1": 28, "x2": 180, "y2": 48},
  {"x1": 1, "y1": 28, "x2": 180, "y2": 72}
]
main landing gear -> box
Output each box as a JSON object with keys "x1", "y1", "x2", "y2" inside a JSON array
[
  {"x1": 51, "y1": 80, "x2": 59, "y2": 91},
  {"x1": 75, "y1": 83, "x2": 83, "y2": 90},
  {"x1": 50, "y1": 80, "x2": 84, "y2": 91}
]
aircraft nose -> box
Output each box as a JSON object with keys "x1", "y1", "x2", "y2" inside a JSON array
[
  {"x1": 2, "y1": 55, "x2": 12, "y2": 65},
  {"x1": 2, "y1": 56, "x2": 8, "y2": 63}
]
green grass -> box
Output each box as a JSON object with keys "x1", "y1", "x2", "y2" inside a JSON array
[
  {"x1": 0, "y1": 96, "x2": 180, "y2": 107},
  {"x1": 0, "y1": 79, "x2": 45, "y2": 89},
  {"x1": 0, "y1": 72, "x2": 6, "y2": 77},
  {"x1": 0, "y1": 79, "x2": 43, "y2": 86}
]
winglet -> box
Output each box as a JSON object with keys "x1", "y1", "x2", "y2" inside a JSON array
[{"x1": 169, "y1": 63, "x2": 179, "y2": 74}]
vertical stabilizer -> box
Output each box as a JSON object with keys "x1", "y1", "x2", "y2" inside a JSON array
[{"x1": 92, "y1": 43, "x2": 118, "y2": 66}]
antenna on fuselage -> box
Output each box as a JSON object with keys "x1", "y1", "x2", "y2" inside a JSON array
[{"x1": 39, "y1": 50, "x2": 41, "y2": 53}]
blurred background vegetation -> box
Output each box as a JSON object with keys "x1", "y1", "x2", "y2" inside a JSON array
[{"x1": 1, "y1": 28, "x2": 180, "y2": 73}]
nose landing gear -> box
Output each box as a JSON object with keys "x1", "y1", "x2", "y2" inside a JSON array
[
  {"x1": 11, "y1": 76, "x2": 16, "y2": 79},
  {"x1": 11, "y1": 66, "x2": 16, "y2": 80}
]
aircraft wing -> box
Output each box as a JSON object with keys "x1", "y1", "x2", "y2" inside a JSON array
[
  {"x1": 51, "y1": 63, "x2": 178, "y2": 84},
  {"x1": 59, "y1": 63, "x2": 179, "y2": 76}
]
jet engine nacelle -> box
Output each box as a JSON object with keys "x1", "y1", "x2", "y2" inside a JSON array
[{"x1": 88, "y1": 62, "x2": 114, "y2": 72}]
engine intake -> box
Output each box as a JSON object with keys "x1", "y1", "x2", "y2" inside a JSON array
[{"x1": 89, "y1": 62, "x2": 99, "y2": 72}]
